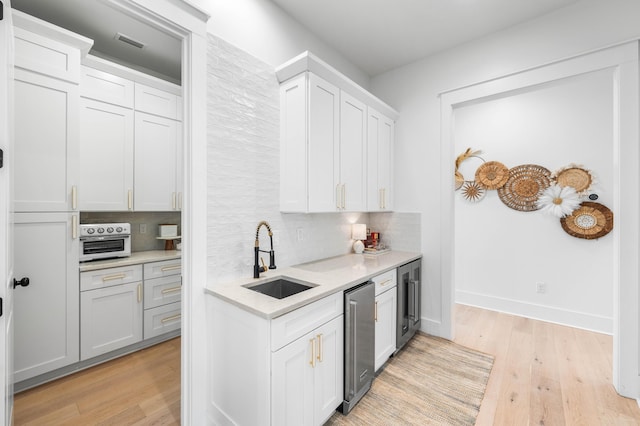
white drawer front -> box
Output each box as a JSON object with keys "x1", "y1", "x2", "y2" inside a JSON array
[
  {"x1": 144, "y1": 259, "x2": 181, "y2": 279},
  {"x1": 144, "y1": 275, "x2": 182, "y2": 309},
  {"x1": 144, "y1": 302, "x2": 181, "y2": 339},
  {"x1": 372, "y1": 269, "x2": 397, "y2": 296},
  {"x1": 80, "y1": 264, "x2": 143, "y2": 291},
  {"x1": 135, "y1": 83, "x2": 178, "y2": 120},
  {"x1": 271, "y1": 291, "x2": 343, "y2": 351}
]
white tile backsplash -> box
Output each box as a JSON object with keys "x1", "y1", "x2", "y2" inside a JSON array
[{"x1": 206, "y1": 35, "x2": 420, "y2": 285}]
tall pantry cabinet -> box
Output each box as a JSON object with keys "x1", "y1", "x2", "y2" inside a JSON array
[{"x1": 12, "y1": 11, "x2": 91, "y2": 382}]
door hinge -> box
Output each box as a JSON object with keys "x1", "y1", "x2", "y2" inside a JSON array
[
  {"x1": 0, "y1": 2, "x2": 3, "y2": 21},
  {"x1": 0, "y1": 148, "x2": 3, "y2": 168},
  {"x1": 0, "y1": 297, "x2": 3, "y2": 317}
]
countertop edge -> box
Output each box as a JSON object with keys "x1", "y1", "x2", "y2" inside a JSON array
[
  {"x1": 205, "y1": 251, "x2": 422, "y2": 319},
  {"x1": 79, "y1": 250, "x2": 181, "y2": 272}
]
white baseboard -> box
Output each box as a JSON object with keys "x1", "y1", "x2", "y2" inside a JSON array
[
  {"x1": 456, "y1": 290, "x2": 612, "y2": 334},
  {"x1": 420, "y1": 317, "x2": 453, "y2": 340}
]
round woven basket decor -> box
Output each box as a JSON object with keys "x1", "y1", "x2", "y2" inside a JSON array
[
  {"x1": 553, "y1": 166, "x2": 594, "y2": 195},
  {"x1": 455, "y1": 171, "x2": 465, "y2": 190},
  {"x1": 475, "y1": 161, "x2": 509, "y2": 190},
  {"x1": 497, "y1": 164, "x2": 552, "y2": 212},
  {"x1": 560, "y1": 201, "x2": 613, "y2": 239},
  {"x1": 460, "y1": 181, "x2": 486, "y2": 203}
]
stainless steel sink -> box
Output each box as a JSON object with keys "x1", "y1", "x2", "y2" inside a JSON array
[{"x1": 244, "y1": 278, "x2": 315, "y2": 299}]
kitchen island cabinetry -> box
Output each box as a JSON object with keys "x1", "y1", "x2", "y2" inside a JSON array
[
  {"x1": 372, "y1": 270, "x2": 397, "y2": 371},
  {"x1": 13, "y1": 213, "x2": 79, "y2": 383},
  {"x1": 210, "y1": 291, "x2": 343, "y2": 426},
  {"x1": 80, "y1": 265, "x2": 144, "y2": 360}
]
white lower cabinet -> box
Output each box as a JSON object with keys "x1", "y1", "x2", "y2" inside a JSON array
[
  {"x1": 210, "y1": 290, "x2": 343, "y2": 426},
  {"x1": 13, "y1": 213, "x2": 79, "y2": 382},
  {"x1": 80, "y1": 267, "x2": 143, "y2": 360},
  {"x1": 272, "y1": 315, "x2": 343, "y2": 426},
  {"x1": 373, "y1": 270, "x2": 397, "y2": 371}
]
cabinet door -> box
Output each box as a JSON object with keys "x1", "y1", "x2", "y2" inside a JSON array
[
  {"x1": 78, "y1": 98, "x2": 134, "y2": 211},
  {"x1": 339, "y1": 91, "x2": 366, "y2": 211},
  {"x1": 375, "y1": 287, "x2": 397, "y2": 371},
  {"x1": 13, "y1": 213, "x2": 79, "y2": 382},
  {"x1": 313, "y1": 315, "x2": 344, "y2": 425},
  {"x1": 367, "y1": 107, "x2": 394, "y2": 211},
  {"x1": 134, "y1": 82, "x2": 179, "y2": 120},
  {"x1": 271, "y1": 330, "x2": 315, "y2": 426},
  {"x1": 14, "y1": 69, "x2": 78, "y2": 212},
  {"x1": 134, "y1": 111, "x2": 179, "y2": 211},
  {"x1": 80, "y1": 281, "x2": 143, "y2": 360},
  {"x1": 308, "y1": 73, "x2": 340, "y2": 212}
]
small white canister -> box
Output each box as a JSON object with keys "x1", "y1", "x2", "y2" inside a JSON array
[{"x1": 159, "y1": 224, "x2": 178, "y2": 237}]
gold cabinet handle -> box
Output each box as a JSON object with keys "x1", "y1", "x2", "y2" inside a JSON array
[
  {"x1": 161, "y1": 264, "x2": 181, "y2": 272},
  {"x1": 380, "y1": 279, "x2": 393, "y2": 287},
  {"x1": 128, "y1": 189, "x2": 133, "y2": 211},
  {"x1": 137, "y1": 283, "x2": 142, "y2": 303},
  {"x1": 71, "y1": 215, "x2": 78, "y2": 239},
  {"x1": 309, "y1": 338, "x2": 316, "y2": 368},
  {"x1": 336, "y1": 184, "x2": 341, "y2": 209},
  {"x1": 382, "y1": 188, "x2": 386, "y2": 209},
  {"x1": 161, "y1": 313, "x2": 181, "y2": 323},
  {"x1": 161, "y1": 286, "x2": 181, "y2": 295},
  {"x1": 71, "y1": 186, "x2": 78, "y2": 210},
  {"x1": 342, "y1": 184, "x2": 346, "y2": 209},
  {"x1": 379, "y1": 188, "x2": 383, "y2": 210},
  {"x1": 102, "y1": 273, "x2": 126, "y2": 282},
  {"x1": 375, "y1": 301, "x2": 378, "y2": 322},
  {"x1": 172, "y1": 192, "x2": 177, "y2": 210},
  {"x1": 316, "y1": 334, "x2": 323, "y2": 362}
]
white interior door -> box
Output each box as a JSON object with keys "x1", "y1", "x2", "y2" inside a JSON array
[{"x1": 0, "y1": 0, "x2": 15, "y2": 423}]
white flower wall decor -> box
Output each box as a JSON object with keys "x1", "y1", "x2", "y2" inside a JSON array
[{"x1": 537, "y1": 184, "x2": 581, "y2": 218}]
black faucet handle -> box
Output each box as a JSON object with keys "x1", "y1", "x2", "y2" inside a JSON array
[{"x1": 269, "y1": 251, "x2": 276, "y2": 269}]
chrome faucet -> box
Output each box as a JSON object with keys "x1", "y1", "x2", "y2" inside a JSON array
[{"x1": 254, "y1": 220, "x2": 276, "y2": 278}]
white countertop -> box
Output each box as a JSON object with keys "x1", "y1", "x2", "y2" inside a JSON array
[
  {"x1": 79, "y1": 250, "x2": 181, "y2": 272},
  {"x1": 205, "y1": 250, "x2": 422, "y2": 319}
]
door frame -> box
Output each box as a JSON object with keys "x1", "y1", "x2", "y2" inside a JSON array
[
  {"x1": 439, "y1": 42, "x2": 639, "y2": 399},
  {"x1": 100, "y1": 1, "x2": 209, "y2": 423}
]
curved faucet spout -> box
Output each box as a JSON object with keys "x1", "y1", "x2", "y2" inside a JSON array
[{"x1": 254, "y1": 221, "x2": 277, "y2": 278}]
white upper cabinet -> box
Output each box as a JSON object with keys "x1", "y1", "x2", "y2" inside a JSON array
[
  {"x1": 134, "y1": 112, "x2": 181, "y2": 211},
  {"x1": 339, "y1": 91, "x2": 366, "y2": 211},
  {"x1": 78, "y1": 97, "x2": 134, "y2": 211},
  {"x1": 367, "y1": 107, "x2": 394, "y2": 211},
  {"x1": 12, "y1": 11, "x2": 91, "y2": 213},
  {"x1": 277, "y1": 52, "x2": 397, "y2": 213},
  {"x1": 78, "y1": 60, "x2": 182, "y2": 212}
]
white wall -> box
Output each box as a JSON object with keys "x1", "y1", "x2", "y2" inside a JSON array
[
  {"x1": 453, "y1": 68, "x2": 614, "y2": 333},
  {"x1": 370, "y1": 0, "x2": 640, "y2": 334},
  {"x1": 188, "y1": 0, "x2": 371, "y2": 89}
]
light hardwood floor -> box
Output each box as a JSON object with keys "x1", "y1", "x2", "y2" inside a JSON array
[
  {"x1": 13, "y1": 307, "x2": 640, "y2": 425},
  {"x1": 13, "y1": 337, "x2": 180, "y2": 425},
  {"x1": 455, "y1": 304, "x2": 640, "y2": 425}
]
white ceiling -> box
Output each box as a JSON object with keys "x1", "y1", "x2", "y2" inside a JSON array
[
  {"x1": 11, "y1": 0, "x2": 583, "y2": 83},
  {"x1": 271, "y1": 0, "x2": 584, "y2": 76}
]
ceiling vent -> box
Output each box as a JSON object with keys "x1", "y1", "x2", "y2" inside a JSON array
[{"x1": 115, "y1": 32, "x2": 145, "y2": 49}]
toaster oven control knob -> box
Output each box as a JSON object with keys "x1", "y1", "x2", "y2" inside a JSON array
[
  {"x1": 87, "y1": 228, "x2": 95, "y2": 234},
  {"x1": 97, "y1": 228, "x2": 104, "y2": 234},
  {"x1": 116, "y1": 227, "x2": 123, "y2": 233},
  {"x1": 107, "y1": 227, "x2": 114, "y2": 233}
]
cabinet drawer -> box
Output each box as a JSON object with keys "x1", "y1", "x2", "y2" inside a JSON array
[
  {"x1": 81, "y1": 66, "x2": 134, "y2": 107},
  {"x1": 144, "y1": 275, "x2": 182, "y2": 309},
  {"x1": 144, "y1": 259, "x2": 181, "y2": 279},
  {"x1": 144, "y1": 302, "x2": 181, "y2": 339},
  {"x1": 135, "y1": 83, "x2": 179, "y2": 119},
  {"x1": 80, "y1": 264, "x2": 143, "y2": 291},
  {"x1": 271, "y1": 291, "x2": 343, "y2": 351},
  {"x1": 372, "y1": 269, "x2": 397, "y2": 296}
]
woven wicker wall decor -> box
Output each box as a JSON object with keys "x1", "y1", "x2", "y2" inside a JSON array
[
  {"x1": 497, "y1": 164, "x2": 552, "y2": 212},
  {"x1": 460, "y1": 181, "x2": 486, "y2": 202},
  {"x1": 560, "y1": 201, "x2": 613, "y2": 239},
  {"x1": 475, "y1": 161, "x2": 509, "y2": 190},
  {"x1": 552, "y1": 164, "x2": 596, "y2": 196}
]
